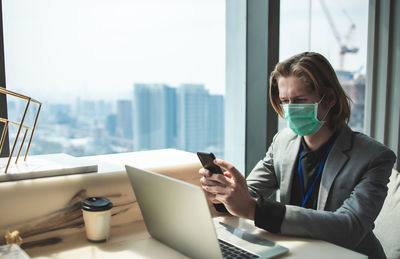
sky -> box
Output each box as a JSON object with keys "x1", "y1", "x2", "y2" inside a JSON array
[
  {"x1": 2, "y1": 0, "x2": 368, "y2": 103},
  {"x1": 280, "y1": 0, "x2": 368, "y2": 73},
  {"x1": 3, "y1": 0, "x2": 226, "y2": 102}
]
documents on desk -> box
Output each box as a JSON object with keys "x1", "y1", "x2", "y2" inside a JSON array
[
  {"x1": 125, "y1": 165, "x2": 288, "y2": 259},
  {"x1": 0, "y1": 153, "x2": 97, "y2": 182}
]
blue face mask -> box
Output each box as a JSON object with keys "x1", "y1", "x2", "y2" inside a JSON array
[{"x1": 282, "y1": 96, "x2": 328, "y2": 136}]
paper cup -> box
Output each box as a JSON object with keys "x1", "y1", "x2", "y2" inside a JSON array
[{"x1": 81, "y1": 197, "x2": 113, "y2": 242}]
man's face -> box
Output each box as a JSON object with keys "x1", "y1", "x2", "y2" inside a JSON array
[{"x1": 278, "y1": 76, "x2": 330, "y2": 121}]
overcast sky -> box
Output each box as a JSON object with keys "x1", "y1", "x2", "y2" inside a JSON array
[
  {"x1": 280, "y1": 0, "x2": 368, "y2": 72},
  {"x1": 2, "y1": 0, "x2": 367, "y2": 103}
]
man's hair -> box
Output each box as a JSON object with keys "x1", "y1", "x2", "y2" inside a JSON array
[{"x1": 269, "y1": 52, "x2": 352, "y2": 132}]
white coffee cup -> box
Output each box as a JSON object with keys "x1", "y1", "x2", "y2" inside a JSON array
[{"x1": 81, "y1": 197, "x2": 113, "y2": 242}]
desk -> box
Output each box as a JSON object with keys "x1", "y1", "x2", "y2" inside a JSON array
[
  {"x1": 0, "y1": 150, "x2": 368, "y2": 258},
  {"x1": 25, "y1": 216, "x2": 367, "y2": 259}
]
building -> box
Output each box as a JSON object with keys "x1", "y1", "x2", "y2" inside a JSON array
[
  {"x1": 177, "y1": 84, "x2": 208, "y2": 153},
  {"x1": 133, "y1": 83, "x2": 177, "y2": 151},
  {"x1": 116, "y1": 100, "x2": 133, "y2": 139}
]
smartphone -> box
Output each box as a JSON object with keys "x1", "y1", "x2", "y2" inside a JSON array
[{"x1": 197, "y1": 152, "x2": 223, "y2": 175}]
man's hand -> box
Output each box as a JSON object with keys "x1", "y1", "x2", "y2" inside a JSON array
[
  {"x1": 199, "y1": 166, "x2": 223, "y2": 204},
  {"x1": 199, "y1": 159, "x2": 256, "y2": 220}
]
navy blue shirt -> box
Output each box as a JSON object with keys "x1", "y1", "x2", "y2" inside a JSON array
[{"x1": 290, "y1": 134, "x2": 337, "y2": 208}]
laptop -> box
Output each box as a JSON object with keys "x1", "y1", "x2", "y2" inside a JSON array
[{"x1": 125, "y1": 165, "x2": 289, "y2": 259}]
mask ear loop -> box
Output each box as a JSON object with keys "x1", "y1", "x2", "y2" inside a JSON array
[
  {"x1": 317, "y1": 95, "x2": 325, "y2": 104},
  {"x1": 317, "y1": 95, "x2": 332, "y2": 122}
]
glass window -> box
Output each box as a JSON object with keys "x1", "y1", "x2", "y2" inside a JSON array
[
  {"x1": 279, "y1": 0, "x2": 368, "y2": 132},
  {"x1": 2, "y1": 0, "x2": 225, "y2": 157}
]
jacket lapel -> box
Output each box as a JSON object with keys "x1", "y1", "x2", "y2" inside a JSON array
[
  {"x1": 280, "y1": 136, "x2": 301, "y2": 204},
  {"x1": 317, "y1": 125, "x2": 352, "y2": 210}
]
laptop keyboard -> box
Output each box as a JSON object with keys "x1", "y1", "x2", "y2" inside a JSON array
[{"x1": 218, "y1": 239, "x2": 260, "y2": 259}]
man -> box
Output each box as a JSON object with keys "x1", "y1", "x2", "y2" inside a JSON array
[{"x1": 199, "y1": 52, "x2": 396, "y2": 258}]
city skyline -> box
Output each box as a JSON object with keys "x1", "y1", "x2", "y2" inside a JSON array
[
  {"x1": 5, "y1": 73, "x2": 365, "y2": 159},
  {"x1": 5, "y1": 82, "x2": 225, "y2": 157}
]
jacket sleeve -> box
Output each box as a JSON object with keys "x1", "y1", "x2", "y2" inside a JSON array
[
  {"x1": 245, "y1": 131, "x2": 288, "y2": 234},
  {"x1": 246, "y1": 131, "x2": 281, "y2": 200}
]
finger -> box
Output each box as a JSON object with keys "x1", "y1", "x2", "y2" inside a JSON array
[
  {"x1": 200, "y1": 176, "x2": 208, "y2": 186},
  {"x1": 201, "y1": 170, "x2": 231, "y2": 184},
  {"x1": 213, "y1": 173, "x2": 232, "y2": 187},
  {"x1": 201, "y1": 176, "x2": 225, "y2": 187},
  {"x1": 214, "y1": 193, "x2": 229, "y2": 205},
  {"x1": 223, "y1": 171, "x2": 233, "y2": 179},
  {"x1": 209, "y1": 194, "x2": 223, "y2": 204},
  {"x1": 220, "y1": 167, "x2": 228, "y2": 173},
  {"x1": 203, "y1": 189, "x2": 220, "y2": 203},
  {"x1": 199, "y1": 168, "x2": 211, "y2": 177},
  {"x1": 203, "y1": 184, "x2": 227, "y2": 195},
  {"x1": 214, "y1": 159, "x2": 243, "y2": 181}
]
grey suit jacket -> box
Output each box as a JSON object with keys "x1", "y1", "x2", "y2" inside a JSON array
[{"x1": 246, "y1": 124, "x2": 396, "y2": 258}]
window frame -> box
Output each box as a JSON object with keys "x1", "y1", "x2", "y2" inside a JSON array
[
  {"x1": 0, "y1": 1, "x2": 10, "y2": 158},
  {"x1": 225, "y1": 0, "x2": 279, "y2": 176},
  {"x1": 365, "y1": 0, "x2": 400, "y2": 170}
]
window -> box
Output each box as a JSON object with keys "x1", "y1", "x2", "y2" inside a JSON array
[
  {"x1": 279, "y1": 0, "x2": 368, "y2": 132},
  {"x1": 2, "y1": 0, "x2": 225, "y2": 158}
]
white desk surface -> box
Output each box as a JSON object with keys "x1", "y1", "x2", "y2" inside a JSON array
[{"x1": 26, "y1": 216, "x2": 367, "y2": 259}]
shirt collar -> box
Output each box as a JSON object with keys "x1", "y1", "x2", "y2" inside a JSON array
[{"x1": 300, "y1": 132, "x2": 338, "y2": 161}]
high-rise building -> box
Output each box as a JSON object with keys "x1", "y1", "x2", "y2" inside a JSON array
[
  {"x1": 133, "y1": 84, "x2": 177, "y2": 151},
  {"x1": 105, "y1": 114, "x2": 117, "y2": 136},
  {"x1": 177, "y1": 84, "x2": 208, "y2": 153},
  {"x1": 133, "y1": 83, "x2": 224, "y2": 156},
  {"x1": 116, "y1": 100, "x2": 133, "y2": 139}
]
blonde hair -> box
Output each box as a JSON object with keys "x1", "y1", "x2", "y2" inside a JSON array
[{"x1": 269, "y1": 52, "x2": 352, "y2": 132}]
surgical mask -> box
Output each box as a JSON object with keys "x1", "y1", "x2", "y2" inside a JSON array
[{"x1": 282, "y1": 96, "x2": 328, "y2": 136}]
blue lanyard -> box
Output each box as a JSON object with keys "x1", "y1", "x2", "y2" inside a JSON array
[{"x1": 297, "y1": 144, "x2": 333, "y2": 208}]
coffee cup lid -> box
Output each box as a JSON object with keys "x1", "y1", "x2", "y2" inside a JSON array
[{"x1": 82, "y1": 197, "x2": 113, "y2": 211}]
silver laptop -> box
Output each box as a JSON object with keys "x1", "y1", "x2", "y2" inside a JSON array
[{"x1": 125, "y1": 165, "x2": 289, "y2": 259}]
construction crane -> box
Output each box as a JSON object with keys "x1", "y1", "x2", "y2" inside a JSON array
[{"x1": 320, "y1": 0, "x2": 359, "y2": 70}]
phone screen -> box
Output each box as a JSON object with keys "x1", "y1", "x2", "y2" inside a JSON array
[{"x1": 197, "y1": 152, "x2": 223, "y2": 175}]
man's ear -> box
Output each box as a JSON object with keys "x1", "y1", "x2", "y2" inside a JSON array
[{"x1": 325, "y1": 89, "x2": 337, "y2": 109}]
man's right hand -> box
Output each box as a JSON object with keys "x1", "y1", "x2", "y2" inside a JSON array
[{"x1": 199, "y1": 167, "x2": 227, "y2": 204}]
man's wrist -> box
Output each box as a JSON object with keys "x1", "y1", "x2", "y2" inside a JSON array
[{"x1": 246, "y1": 197, "x2": 257, "y2": 220}]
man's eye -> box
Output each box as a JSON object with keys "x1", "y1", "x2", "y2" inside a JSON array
[{"x1": 294, "y1": 99, "x2": 306, "y2": 104}]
